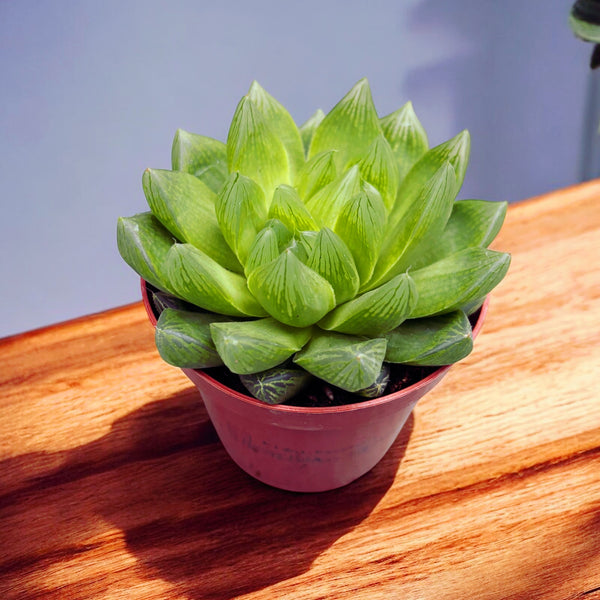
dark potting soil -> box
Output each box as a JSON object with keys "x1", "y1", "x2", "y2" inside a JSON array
[
  {"x1": 146, "y1": 283, "x2": 480, "y2": 409},
  {"x1": 202, "y1": 362, "x2": 439, "y2": 408}
]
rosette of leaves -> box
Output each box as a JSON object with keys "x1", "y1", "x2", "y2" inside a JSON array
[{"x1": 117, "y1": 79, "x2": 510, "y2": 405}]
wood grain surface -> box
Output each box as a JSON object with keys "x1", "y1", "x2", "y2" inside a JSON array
[{"x1": 1, "y1": 181, "x2": 600, "y2": 600}]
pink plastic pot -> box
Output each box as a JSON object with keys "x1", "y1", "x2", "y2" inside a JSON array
[{"x1": 141, "y1": 280, "x2": 488, "y2": 492}]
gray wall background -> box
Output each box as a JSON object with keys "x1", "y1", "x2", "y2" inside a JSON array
[{"x1": 0, "y1": 0, "x2": 593, "y2": 337}]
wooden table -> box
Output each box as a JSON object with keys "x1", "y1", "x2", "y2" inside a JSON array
[{"x1": 1, "y1": 181, "x2": 600, "y2": 600}]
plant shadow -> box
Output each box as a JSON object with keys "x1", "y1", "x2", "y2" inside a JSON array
[{"x1": 0, "y1": 386, "x2": 414, "y2": 599}]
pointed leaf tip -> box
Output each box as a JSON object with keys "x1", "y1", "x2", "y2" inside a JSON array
[
  {"x1": 306, "y1": 227, "x2": 360, "y2": 304},
  {"x1": 410, "y1": 247, "x2": 510, "y2": 318},
  {"x1": 319, "y1": 272, "x2": 418, "y2": 336},
  {"x1": 385, "y1": 310, "x2": 474, "y2": 366},
  {"x1": 305, "y1": 164, "x2": 362, "y2": 228},
  {"x1": 171, "y1": 129, "x2": 228, "y2": 194},
  {"x1": 295, "y1": 149, "x2": 337, "y2": 201},
  {"x1": 215, "y1": 172, "x2": 268, "y2": 265},
  {"x1": 165, "y1": 243, "x2": 267, "y2": 317},
  {"x1": 294, "y1": 332, "x2": 387, "y2": 392},
  {"x1": 334, "y1": 185, "x2": 387, "y2": 285},
  {"x1": 155, "y1": 309, "x2": 228, "y2": 369},
  {"x1": 309, "y1": 78, "x2": 382, "y2": 169},
  {"x1": 408, "y1": 199, "x2": 509, "y2": 270},
  {"x1": 210, "y1": 318, "x2": 311, "y2": 375},
  {"x1": 248, "y1": 80, "x2": 262, "y2": 94},
  {"x1": 299, "y1": 109, "x2": 326, "y2": 156},
  {"x1": 240, "y1": 366, "x2": 312, "y2": 404},
  {"x1": 388, "y1": 128, "x2": 469, "y2": 230},
  {"x1": 245, "y1": 81, "x2": 305, "y2": 181},
  {"x1": 226, "y1": 95, "x2": 290, "y2": 194},
  {"x1": 116, "y1": 212, "x2": 176, "y2": 294},
  {"x1": 380, "y1": 101, "x2": 429, "y2": 184},
  {"x1": 247, "y1": 250, "x2": 335, "y2": 327},
  {"x1": 269, "y1": 184, "x2": 318, "y2": 232},
  {"x1": 358, "y1": 134, "x2": 400, "y2": 210}
]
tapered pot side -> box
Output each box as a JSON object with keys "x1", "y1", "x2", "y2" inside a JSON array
[{"x1": 141, "y1": 279, "x2": 489, "y2": 492}]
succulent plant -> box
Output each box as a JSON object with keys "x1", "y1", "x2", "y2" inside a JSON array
[{"x1": 117, "y1": 78, "x2": 510, "y2": 405}]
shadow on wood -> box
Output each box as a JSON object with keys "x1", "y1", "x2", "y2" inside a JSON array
[{"x1": 0, "y1": 387, "x2": 413, "y2": 599}]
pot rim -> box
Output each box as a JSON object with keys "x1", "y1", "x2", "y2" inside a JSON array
[{"x1": 141, "y1": 279, "x2": 489, "y2": 415}]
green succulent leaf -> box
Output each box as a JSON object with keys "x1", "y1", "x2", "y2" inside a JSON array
[
  {"x1": 358, "y1": 134, "x2": 400, "y2": 210},
  {"x1": 226, "y1": 95, "x2": 289, "y2": 194},
  {"x1": 460, "y1": 296, "x2": 486, "y2": 316},
  {"x1": 171, "y1": 129, "x2": 228, "y2": 194},
  {"x1": 411, "y1": 199, "x2": 509, "y2": 270},
  {"x1": 447, "y1": 199, "x2": 508, "y2": 248},
  {"x1": 319, "y1": 272, "x2": 418, "y2": 336},
  {"x1": 269, "y1": 185, "x2": 318, "y2": 231},
  {"x1": 309, "y1": 78, "x2": 382, "y2": 170},
  {"x1": 370, "y1": 161, "x2": 457, "y2": 287},
  {"x1": 287, "y1": 238, "x2": 311, "y2": 263},
  {"x1": 165, "y1": 243, "x2": 267, "y2": 317},
  {"x1": 299, "y1": 109, "x2": 325, "y2": 156},
  {"x1": 247, "y1": 81, "x2": 305, "y2": 181},
  {"x1": 116, "y1": 212, "x2": 176, "y2": 293},
  {"x1": 356, "y1": 364, "x2": 390, "y2": 398},
  {"x1": 385, "y1": 310, "x2": 473, "y2": 366},
  {"x1": 294, "y1": 332, "x2": 387, "y2": 392},
  {"x1": 267, "y1": 218, "x2": 296, "y2": 246},
  {"x1": 429, "y1": 129, "x2": 470, "y2": 193},
  {"x1": 149, "y1": 289, "x2": 195, "y2": 315},
  {"x1": 410, "y1": 247, "x2": 511, "y2": 318},
  {"x1": 248, "y1": 220, "x2": 317, "y2": 274},
  {"x1": 334, "y1": 185, "x2": 387, "y2": 285},
  {"x1": 380, "y1": 102, "x2": 429, "y2": 184},
  {"x1": 306, "y1": 228, "x2": 359, "y2": 304},
  {"x1": 215, "y1": 172, "x2": 268, "y2": 265},
  {"x1": 210, "y1": 318, "x2": 312, "y2": 374},
  {"x1": 305, "y1": 164, "x2": 362, "y2": 228},
  {"x1": 155, "y1": 308, "x2": 229, "y2": 368},
  {"x1": 247, "y1": 250, "x2": 336, "y2": 327},
  {"x1": 294, "y1": 150, "x2": 337, "y2": 202},
  {"x1": 142, "y1": 168, "x2": 242, "y2": 273},
  {"x1": 239, "y1": 366, "x2": 313, "y2": 404},
  {"x1": 390, "y1": 130, "x2": 470, "y2": 226},
  {"x1": 294, "y1": 230, "x2": 318, "y2": 258},
  {"x1": 244, "y1": 226, "x2": 280, "y2": 275}
]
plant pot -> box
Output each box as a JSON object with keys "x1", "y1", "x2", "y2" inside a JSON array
[{"x1": 141, "y1": 279, "x2": 489, "y2": 493}]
